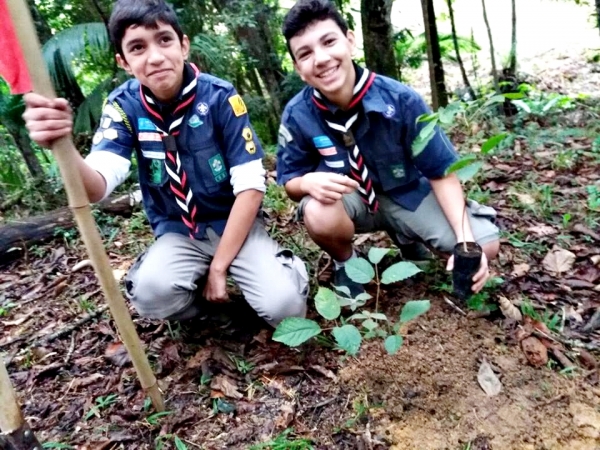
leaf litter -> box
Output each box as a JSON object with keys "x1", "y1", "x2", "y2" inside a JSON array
[{"x1": 1, "y1": 54, "x2": 600, "y2": 449}]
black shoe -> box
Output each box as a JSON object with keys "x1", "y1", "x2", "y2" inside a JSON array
[
  {"x1": 398, "y1": 242, "x2": 434, "y2": 266},
  {"x1": 333, "y1": 266, "x2": 366, "y2": 298}
]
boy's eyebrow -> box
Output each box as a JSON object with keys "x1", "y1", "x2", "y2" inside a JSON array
[
  {"x1": 124, "y1": 29, "x2": 176, "y2": 50},
  {"x1": 293, "y1": 32, "x2": 338, "y2": 56}
]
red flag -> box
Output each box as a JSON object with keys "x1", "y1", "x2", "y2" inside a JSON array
[{"x1": 0, "y1": 0, "x2": 32, "y2": 94}]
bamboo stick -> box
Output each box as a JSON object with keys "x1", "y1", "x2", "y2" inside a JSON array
[
  {"x1": 6, "y1": 0, "x2": 164, "y2": 412},
  {"x1": 0, "y1": 358, "x2": 22, "y2": 433}
]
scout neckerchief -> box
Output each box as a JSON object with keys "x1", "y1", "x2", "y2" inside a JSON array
[
  {"x1": 312, "y1": 64, "x2": 379, "y2": 213},
  {"x1": 140, "y1": 63, "x2": 200, "y2": 238}
]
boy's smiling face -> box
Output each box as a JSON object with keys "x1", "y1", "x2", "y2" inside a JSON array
[
  {"x1": 290, "y1": 19, "x2": 356, "y2": 106},
  {"x1": 116, "y1": 21, "x2": 189, "y2": 102}
]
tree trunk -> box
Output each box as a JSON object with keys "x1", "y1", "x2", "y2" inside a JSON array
[
  {"x1": 596, "y1": 0, "x2": 600, "y2": 36},
  {"x1": 212, "y1": 0, "x2": 284, "y2": 116},
  {"x1": 6, "y1": 126, "x2": 44, "y2": 179},
  {"x1": 421, "y1": 0, "x2": 448, "y2": 109},
  {"x1": 446, "y1": 0, "x2": 476, "y2": 100},
  {"x1": 508, "y1": 0, "x2": 517, "y2": 74},
  {"x1": 361, "y1": 0, "x2": 397, "y2": 78},
  {"x1": 481, "y1": 0, "x2": 499, "y2": 91},
  {"x1": 0, "y1": 192, "x2": 142, "y2": 265}
]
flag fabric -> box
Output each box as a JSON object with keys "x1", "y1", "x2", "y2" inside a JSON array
[{"x1": 0, "y1": 0, "x2": 32, "y2": 94}]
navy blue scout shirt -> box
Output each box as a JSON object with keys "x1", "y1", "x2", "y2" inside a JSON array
[
  {"x1": 91, "y1": 73, "x2": 263, "y2": 238},
  {"x1": 276, "y1": 74, "x2": 458, "y2": 211}
]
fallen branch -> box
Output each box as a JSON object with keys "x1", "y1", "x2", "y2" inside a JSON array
[{"x1": 36, "y1": 305, "x2": 109, "y2": 345}]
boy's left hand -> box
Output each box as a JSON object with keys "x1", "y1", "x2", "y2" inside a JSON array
[
  {"x1": 446, "y1": 252, "x2": 490, "y2": 293},
  {"x1": 203, "y1": 268, "x2": 229, "y2": 303}
]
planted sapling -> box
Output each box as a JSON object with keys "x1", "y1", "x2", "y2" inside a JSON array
[{"x1": 273, "y1": 248, "x2": 430, "y2": 356}]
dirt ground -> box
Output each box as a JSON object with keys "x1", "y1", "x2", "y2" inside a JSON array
[{"x1": 2, "y1": 52, "x2": 600, "y2": 449}]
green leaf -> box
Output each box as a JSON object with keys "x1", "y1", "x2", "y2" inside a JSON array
[
  {"x1": 455, "y1": 161, "x2": 484, "y2": 182},
  {"x1": 273, "y1": 318, "x2": 322, "y2": 347},
  {"x1": 481, "y1": 133, "x2": 508, "y2": 154},
  {"x1": 333, "y1": 284, "x2": 351, "y2": 297},
  {"x1": 542, "y1": 96, "x2": 562, "y2": 113},
  {"x1": 362, "y1": 319, "x2": 378, "y2": 331},
  {"x1": 381, "y1": 261, "x2": 422, "y2": 284},
  {"x1": 384, "y1": 335, "x2": 404, "y2": 355},
  {"x1": 502, "y1": 92, "x2": 525, "y2": 100},
  {"x1": 438, "y1": 102, "x2": 462, "y2": 125},
  {"x1": 174, "y1": 436, "x2": 188, "y2": 450},
  {"x1": 412, "y1": 119, "x2": 438, "y2": 157},
  {"x1": 345, "y1": 257, "x2": 375, "y2": 284},
  {"x1": 400, "y1": 300, "x2": 431, "y2": 323},
  {"x1": 416, "y1": 112, "x2": 437, "y2": 123},
  {"x1": 355, "y1": 293, "x2": 372, "y2": 302},
  {"x1": 483, "y1": 94, "x2": 505, "y2": 107},
  {"x1": 511, "y1": 99, "x2": 531, "y2": 113},
  {"x1": 444, "y1": 154, "x2": 477, "y2": 176},
  {"x1": 368, "y1": 247, "x2": 391, "y2": 265},
  {"x1": 349, "y1": 313, "x2": 368, "y2": 321},
  {"x1": 332, "y1": 325, "x2": 362, "y2": 356},
  {"x1": 315, "y1": 287, "x2": 341, "y2": 320},
  {"x1": 370, "y1": 313, "x2": 388, "y2": 321}
]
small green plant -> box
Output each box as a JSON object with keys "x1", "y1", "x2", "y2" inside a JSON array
[
  {"x1": 520, "y1": 299, "x2": 561, "y2": 332},
  {"x1": 263, "y1": 183, "x2": 291, "y2": 215},
  {"x1": 43, "y1": 443, "x2": 75, "y2": 449},
  {"x1": 0, "y1": 302, "x2": 16, "y2": 317},
  {"x1": 249, "y1": 428, "x2": 314, "y2": 450},
  {"x1": 229, "y1": 354, "x2": 255, "y2": 374},
  {"x1": 586, "y1": 184, "x2": 600, "y2": 212},
  {"x1": 562, "y1": 213, "x2": 572, "y2": 229},
  {"x1": 84, "y1": 394, "x2": 119, "y2": 420},
  {"x1": 78, "y1": 296, "x2": 96, "y2": 314},
  {"x1": 155, "y1": 434, "x2": 187, "y2": 450},
  {"x1": 273, "y1": 248, "x2": 431, "y2": 356},
  {"x1": 145, "y1": 410, "x2": 173, "y2": 426}
]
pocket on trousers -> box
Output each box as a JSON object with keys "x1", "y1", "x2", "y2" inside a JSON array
[
  {"x1": 467, "y1": 199, "x2": 498, "y2": 223},
  {"x1": 276, "y1": 249, "x2": 309, "y2": 298}
]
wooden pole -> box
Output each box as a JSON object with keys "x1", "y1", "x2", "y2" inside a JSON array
[
  {"x1": 0, "y1": 358, "x2": 22, "y2": 433},
  {"x1": 5, "y1": 0, "x2": 164, "y2": 412}
]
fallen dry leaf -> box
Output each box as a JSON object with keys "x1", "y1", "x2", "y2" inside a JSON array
[
  {"x1": 186, "y1": 347, "x2": 212, "y2": 370},
  {"x1": 514, "y1": 192, "x2": 536, "y2": 205},
  {"x1": 527, "y1": 225, "x2": 557, "y2": 236},
  {"x1": 310, "y1": 365, "x2": 338, "y2": 382},
  {"x1": 498, "y1": 296, "x2": 523, "y2": 322},
  {"x1": 113, "y1": 269, "x2": 127, "y2": 281},
  {"x1": 210, "y1": 374, "x2": 243, "y2": 399},
  {"x1": 104, "y1": 342, "x2": 131, "y2": 367},
  {"x1": 591, "y1": 255, "x2": 600, "y2": 266},
  {"x1": 542, "y1": 246, "x2": 576, "y2": 276},
  {"x1": 477, "y1": 359, "x2": 502, "y2": 396},
  {"x1": 521, "y1": 336, "x2": 548, "y2": 367},
  {"x1": 511, "y1": 263, "x2": 531, "y2": 278},
  {"x1": 274, "y1": 402, "x2": 296, "y2": 428}
]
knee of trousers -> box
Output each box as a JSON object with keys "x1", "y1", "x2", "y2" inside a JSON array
[
  {"x1": 256, "y1": 286, "x2": 307, "y2": 327},
  {"x1": 129, "y1": 275, "x2": 195, "y2": 320}
]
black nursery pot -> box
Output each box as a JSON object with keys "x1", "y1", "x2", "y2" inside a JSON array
[{"x1": 452, "y1": 242, "x2": 483, "y2": 301}]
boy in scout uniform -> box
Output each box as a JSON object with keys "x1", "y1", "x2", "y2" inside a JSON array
[
  {"x1": 23, "y1": 0, "x2": 308, "y2": 325},
  {"x1": 277, "y1": 0, "x2": 500, "y2": 296}
]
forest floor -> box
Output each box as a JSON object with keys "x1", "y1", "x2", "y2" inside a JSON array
[{"x1": 1, "y1": 51, "x2": 600, "y2": 450}]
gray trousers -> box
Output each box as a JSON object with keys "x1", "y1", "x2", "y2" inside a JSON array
[{"x1": 124, "y1": 219, "x2": 308, "y2": 326}]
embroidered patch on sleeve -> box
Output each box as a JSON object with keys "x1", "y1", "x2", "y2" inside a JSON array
[
  {"x1": 278, "y1": 124, "x2": 293, "y2": 147},
  {"x1": 318, "y1": 146, "x2": 337, "y2": 156},
  {"x1": 245, "y1": 141, "x2": 256, "y2": 154},
  {"x1": 228, "y1": 94, "x2": 247, "y2": 117},
  {"x1": 242, "y1": 126, "x2": 253, "y2": 141}
]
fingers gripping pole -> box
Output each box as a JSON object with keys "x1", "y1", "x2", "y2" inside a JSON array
[{"x1": 6, "y1": 0, "x2": 164, "y2": 412}]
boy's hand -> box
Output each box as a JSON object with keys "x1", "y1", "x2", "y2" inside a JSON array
[
  {"x1": 203, "y1": 267, "x2": 229, "y2": 303},
  {"x1": 446, "y1": 251, "x2": 490, "y2": 293},
  {"x1": 22, "y1": 93, "x2": 73, "y2": 148},
  {"x1": 300, "y1": 172, "x2": 359, "y2": 204}
]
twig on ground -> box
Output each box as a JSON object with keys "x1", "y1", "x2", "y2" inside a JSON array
[
  {"x1": 443, "y1": 296, "x2": 467, "y2": 316},
  {"x1": 64, "y1": 333, "x2": 76, "y2": 364},
  {"x1": 35, "y1": 305, "x2": 109, "y2": 345}
]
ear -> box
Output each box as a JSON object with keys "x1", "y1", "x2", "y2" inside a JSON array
[
  {"x1": 181, "y1": 35, "x2": 190, "y2": 60},
  {"x1": 116, "y1": 54, "x2": 133, "y2": 75},
  {"x1": 346, "y1": 29, "x2": 357, "y2": 54}
]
